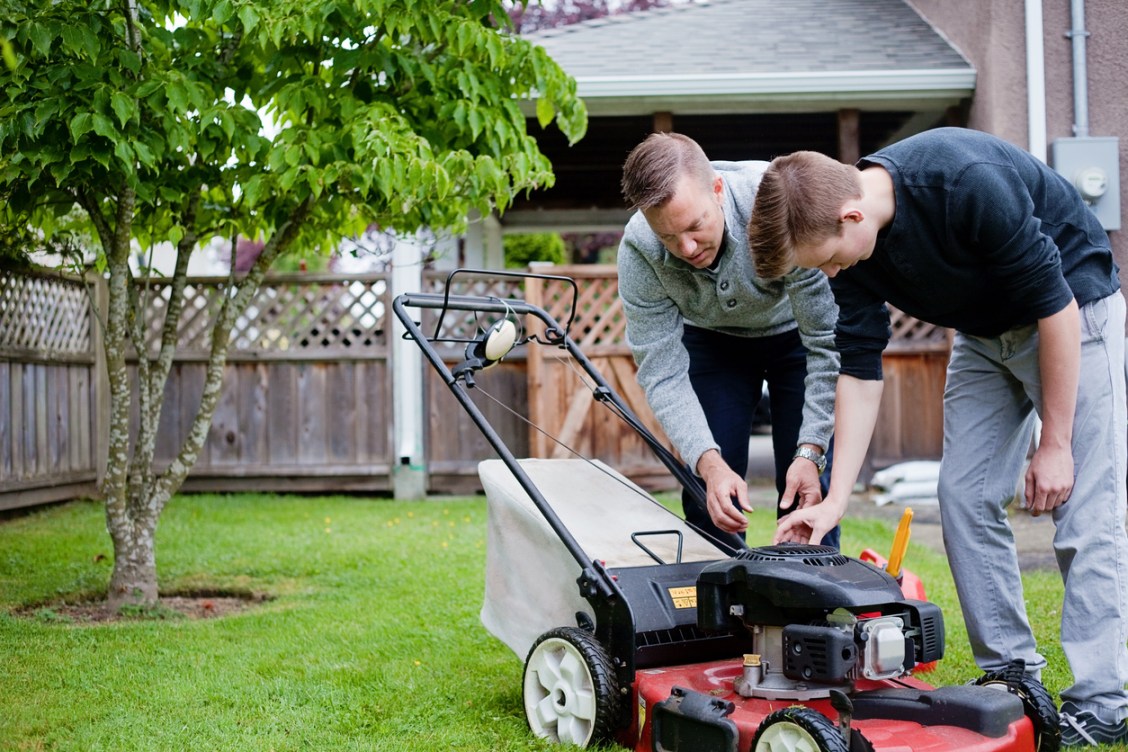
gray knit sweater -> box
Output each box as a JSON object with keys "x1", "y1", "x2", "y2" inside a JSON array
[{"x1": 617, "y1": 160, "x2": 840, "y2": 473}]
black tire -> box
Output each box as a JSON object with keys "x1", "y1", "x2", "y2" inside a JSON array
[
  {"x1": 753, "y1": 707, "x2": 849, "y2": 752},
  {"x1": 522, "y1": 626, "x2": 620, "y2": 747},
  {"x1": 975, "y1": 669, "x2": 1061, "y2": 752}
]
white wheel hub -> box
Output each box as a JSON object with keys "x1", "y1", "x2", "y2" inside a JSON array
[
  {"x1": 756, "y1": 720, "x2": 821, "y2": 752},
  {"x1": 524, "y1": 637, "x2": 597, "y2": 745}
]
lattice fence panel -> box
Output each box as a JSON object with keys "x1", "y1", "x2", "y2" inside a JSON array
[
  {"x1": 137, "y1": 275, "x2": 389, "y2": 356},
  {"x1": 540, "y1": 274, "x2": 625, "y2": 349},
  {"x1": 0, "y1": 271, "x2": 92, "y2": 356},
  {"x1": 889, "y1": 306, "x2": 950, "y2": 349}
]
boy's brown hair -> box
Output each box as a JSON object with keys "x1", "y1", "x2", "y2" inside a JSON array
[
  {"x1": 748, "y1": 151, "x2": 862, "y2": 278},
  {"x1": 621, "y1": 132, "x2": 715, "y2": 212}
]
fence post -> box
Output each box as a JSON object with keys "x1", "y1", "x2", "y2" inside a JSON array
[
  {"x1": 390, "y1": 235, "x2": 427, "y2": 499},
  {"x1": 524, "y1": 274, "x2": 547, "y2": 458}
]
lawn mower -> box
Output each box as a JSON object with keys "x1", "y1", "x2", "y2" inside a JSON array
[{"x1": 392, "y1": 270, "x2": 1059, "y2": 752}]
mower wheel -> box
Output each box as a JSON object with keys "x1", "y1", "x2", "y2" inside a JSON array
[
  {"x1": 753, "y1": 707, "x2": 848, "y2": 752},
  {"x1": 974, "y1": 669, "x2": 1061, "y2": 752},
  {"x1": 522, "y1": 626, "x2": 619, "y2": 747}
]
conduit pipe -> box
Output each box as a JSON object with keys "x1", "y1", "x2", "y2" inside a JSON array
[{"x1": 1067, "y1": 0, "x2": 1090, "y2": 138}]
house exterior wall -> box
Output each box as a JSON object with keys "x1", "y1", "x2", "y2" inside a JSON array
[{"x1": 909, "y1": 0, "x2": 1128, "y2": 308}]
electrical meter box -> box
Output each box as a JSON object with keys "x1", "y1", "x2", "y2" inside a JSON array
[{"x1": 1050, "y1": 136, "x2": 1121, "y2": 231}]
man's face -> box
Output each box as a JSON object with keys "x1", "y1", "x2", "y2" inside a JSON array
[
  {"x1": 641, "y1": 173, "x2": 725, "y2": 269},
  {"x1": 794, "y1": 220, "x2": 876, "y2": 278}
]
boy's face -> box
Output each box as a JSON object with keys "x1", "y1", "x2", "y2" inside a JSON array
[
  {"x1": 794, "y1": 218, "x2": 876, "y2": 278},
  {"x1": 642, "y1": 173, "x2": 726, "y2": 269}
]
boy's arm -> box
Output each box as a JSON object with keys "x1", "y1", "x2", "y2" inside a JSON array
[
  {"x1": 775, "y1": 374, "x2": 883, "y2": 544},
  {"x1": 1025, "y1": 299, "x2": 1080, "y2": 516}
]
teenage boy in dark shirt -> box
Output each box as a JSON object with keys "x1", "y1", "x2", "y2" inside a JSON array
[{"x1": 748, "y1": 127, "x2": 1128, "y2": 746}]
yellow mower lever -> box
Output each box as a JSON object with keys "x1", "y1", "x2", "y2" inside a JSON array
[{"x1": 886, "y1": 507, "x2": 913, "y2": 580}]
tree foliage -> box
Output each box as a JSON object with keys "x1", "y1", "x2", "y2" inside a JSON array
[
  {"x1": 0, "y1": 0, "x2": 586, "y2": 608},
  {"x1": 2, "y1": 0, "x2": 587, "y2": 260}
]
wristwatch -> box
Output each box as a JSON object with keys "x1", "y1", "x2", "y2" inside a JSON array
[{"x1": 793, "y1": 446, "x2": 827, "y2": 474}]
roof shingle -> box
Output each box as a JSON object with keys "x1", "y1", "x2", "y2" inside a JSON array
[{"x1": 527, "y1": 0, "x2": 972, "y2": 79}]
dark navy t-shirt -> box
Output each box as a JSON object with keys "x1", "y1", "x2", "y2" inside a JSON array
[{"x1": 833, "y1": 127, "x2": 1118, "y2": 380}]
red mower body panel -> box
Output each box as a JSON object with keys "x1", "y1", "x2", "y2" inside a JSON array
[{"x1": 628, "y1": 660, "x2": 1036, "y2": 752}]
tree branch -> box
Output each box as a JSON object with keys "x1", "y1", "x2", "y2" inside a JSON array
[{"x1": 156, "y1": 196, "x2": 315, "y2": 502}]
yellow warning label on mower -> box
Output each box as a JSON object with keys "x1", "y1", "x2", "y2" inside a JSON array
[{"x1": 667, "y1": 586, "x2": 697, "y2": 609}]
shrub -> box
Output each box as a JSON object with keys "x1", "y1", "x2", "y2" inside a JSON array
[{"x1": 503, "y1": 232, "x2": 567, "y2": 268}]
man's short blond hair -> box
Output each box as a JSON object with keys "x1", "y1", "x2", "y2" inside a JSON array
[
  {"x1": 748, "y1": 151, "x2": 862, "y2": 278},
  {"x1": 621, "y1": 132, "x2": 715, "y2": 212}
]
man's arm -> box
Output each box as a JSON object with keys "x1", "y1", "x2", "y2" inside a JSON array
[
  {"x1": 617, "y1": 231, "x2": 753, "y2": 531},
  {"x1": 1025, "y1": 299, "x2": 1080, "y2": 516},
  {"x1": 774, "y1": 374, "x2": 883, "y2": 544},
  {"x1": 779, "y1": 269, "x2": 840, "y2": 511}
]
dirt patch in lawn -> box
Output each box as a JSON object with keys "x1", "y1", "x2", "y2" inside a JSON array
[{"x1": 15, "y1": 591, "x2": 272, "y2": 624}]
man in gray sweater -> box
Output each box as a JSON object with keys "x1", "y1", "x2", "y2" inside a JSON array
[{"x1": 618, "y1": 132, "x2": 839, "y2": 545}]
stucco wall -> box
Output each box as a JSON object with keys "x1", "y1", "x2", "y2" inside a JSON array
[{"x1": 909, "y1": 0, "x2": 1128, "y2": 296}]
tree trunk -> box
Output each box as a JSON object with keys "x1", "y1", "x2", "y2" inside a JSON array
[
  {"x1": 95, "y1": 197, "x2": 312, "y2": 612},
  {"x1": 106, "y1": 494, "x2": 159, "y2": 608}
]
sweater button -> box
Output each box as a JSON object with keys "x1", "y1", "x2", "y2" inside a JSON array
[
  {"x1": 726, "y1": 299, "x2": 737, "y2": 309},
  {"x1": 719, "y1": 280, "x2": 729, "y2": 290}
]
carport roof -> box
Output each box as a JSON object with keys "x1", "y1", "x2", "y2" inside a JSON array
[{"x1": 525, "y1": 0, "x2": 976, "y2": 115}]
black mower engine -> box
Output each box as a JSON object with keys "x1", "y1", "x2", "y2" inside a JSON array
[{"x1": 696, "y1": 544, "x2": 944, "y2": 701}]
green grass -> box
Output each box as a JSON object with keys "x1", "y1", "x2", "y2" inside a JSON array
[{"x1": 0, "y1": 492, "x2": 1116, "y2": 750}]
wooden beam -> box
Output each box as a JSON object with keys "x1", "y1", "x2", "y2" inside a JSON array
[{"x1": 837, "y1": 108, "x2": 860, "y2": 164}]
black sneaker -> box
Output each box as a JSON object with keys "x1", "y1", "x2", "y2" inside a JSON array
[{"x1": 1060, "y1": 701, "x2": 1128, "y2": 747}]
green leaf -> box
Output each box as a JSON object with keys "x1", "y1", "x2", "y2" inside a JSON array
[
  {"x1": 535, "y1": 97, "x2": 554, "y2": 129},
  {"x1": 68, "y1": 112, "x2": 94, "y2": 140},
  {"x1": 166, "y1": 81, "x2": 189, "y2": 113},
  {"x1": 241, "y1": 175, "x2": 266, "y2": 205},
  {"x1": 60, "y1": 25, "x2": 85, "y2": 56},
  {"x1": 27, "y1": 22, "x2": 52, "y2": 57},
  {"x1": 0, "y1": 38, "x2": 16, "y2": 71},
  {"x1": 34, "y1": 100, "x2": 61, "y2": 126},
  {"x1": 117, "y1": 48, "x2": 141, "y2": 74},
  {"x1": 168, "y1": 225, "x2": 185, "y2": 247},
  {"x1": 136, "y1": 80, "x2": 163, "y2": 98},
  {"x1": 218, "y1": 109, "x2": 235, "y2": 141},
  {"x1": 91, "y1": 114, "x2": 114, "y2": 139},
  {"x1": 238, "y1": 6, "x2": 261, "y2": 33},
  {"x1": 113, "y1": 139, "x2": 134, "y2": 167},
  {"x1": 467, "y1": 107, "x2": 483, "y2": 139},
  {"x1": 213, "y1": 0, "x2": 233, "y2": 25},
  {"x1": 110, "y1": 92, "x2": 135, "y2": 128},
  {"x1": 133, "y1": 141, "x2": 155, "y2": 167}
]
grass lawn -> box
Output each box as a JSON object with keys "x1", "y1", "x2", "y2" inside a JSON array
[{"x1": 0, "y1": 491, "x2": 1118, "y2": 750}]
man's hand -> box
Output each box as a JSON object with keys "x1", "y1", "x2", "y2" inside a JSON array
[
  {"x1": 697, "y1": 449, "x2": 752, "y2": 533},
  {"x1": 773, "y1": 495, "x2": 846, "y2": 545},
  {"x1": 779, "y1": 453, "x2": 824, "y2": 513},
  {"x1": 1025, "y1": 442, "x2": 1074, "y2": 517}
]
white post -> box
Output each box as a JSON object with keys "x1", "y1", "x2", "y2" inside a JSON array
[
  {"x1": 462, "y1": 210, "x2": 505, "y2": 270},
  {"x1": 390, "y1": 233, "x2": 427, "y2": 500},
  {"x1": 483, "y1": 212, "x2": 504, "y2": 269}
]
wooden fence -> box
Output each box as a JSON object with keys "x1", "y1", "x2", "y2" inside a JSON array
[
  {"x1": 132, "y1": 273, "x2": 396, "y2": 493},
  {"x1": 0, "y1": 270, "x2": 101, "y2": 510},
  {"x1": 0, "y1": 266, "x2": 949, "y2": 509}
]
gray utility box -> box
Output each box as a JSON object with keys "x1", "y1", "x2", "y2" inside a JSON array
[{"x1": 1051, "y1": 136, "x2": 1121, "y2": 231}]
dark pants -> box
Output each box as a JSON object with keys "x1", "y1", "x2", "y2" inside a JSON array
[{"x1": 680, "y1": 325, "x2": 839, "y2": 549}]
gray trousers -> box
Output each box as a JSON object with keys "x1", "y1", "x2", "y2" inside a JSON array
[{"x1": 938, "y1": 292, "x2": 1128, "y2": 721}]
